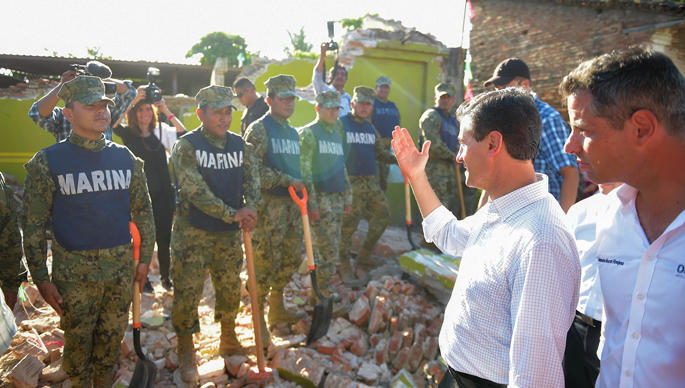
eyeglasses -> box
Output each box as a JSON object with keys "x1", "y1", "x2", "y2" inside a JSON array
[{"x1": 236, "y1": 87, "x2": 252, "y2": 99}]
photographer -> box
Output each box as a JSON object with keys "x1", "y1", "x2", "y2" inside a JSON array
[
  {"x1": 113, "y1": 86, "x2": 186, "y2": 293},
  {"x1": 28, "y1": 65, "x2": 136, "y2": 142},
  {"x1": 312, "y1": 43, "x2": 351, "y2": 117}
]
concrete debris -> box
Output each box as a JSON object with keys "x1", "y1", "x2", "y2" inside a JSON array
[
  {"x1": 2, "y1": 223, "x2": 452, "y2": 387},
  {"x1": 399, "y1": 249, "x2": 460, "y2": 305}
]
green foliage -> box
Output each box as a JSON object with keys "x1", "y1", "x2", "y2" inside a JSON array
[
  {"x1": 285, "y1": 26, "x2": 313, "y2": 57},
  {"x1": 86, "y1": 47, "x2": 112, "y2": 60},
  {"x1": 186, "y1": 32, "x2": 249, "y2": 67},
  {"x1": 340, "y1": 14, "x2": 378, "y2": 31}
]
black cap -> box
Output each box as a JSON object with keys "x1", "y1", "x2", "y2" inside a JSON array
[{"x1": 483, "y1": 58, "x2": 531, "y2": 87}]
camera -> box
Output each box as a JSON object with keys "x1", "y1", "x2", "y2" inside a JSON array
[
  {"x1": 143, "y1": 67, "x2": 162, "y2": 104},
  {"x1": 324, "y1": 21, "x2": 339, "y2": 51},
  {"x1": 70, "y1": 62, "x2": 117, "y2": 94}
]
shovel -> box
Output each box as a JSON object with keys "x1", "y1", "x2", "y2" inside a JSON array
[
  {"x1": 288, "y1": 186, "x2": 333, "y2": 346},
  {"x1": 242, "y1": 230, "x2": 275, "y2": 384},
  {"x1": 129, "y1": 222, "x2": 157, "y2": 388},
  {"x1": 403, "y1": 173, "x2": 420, "y2": 250}
]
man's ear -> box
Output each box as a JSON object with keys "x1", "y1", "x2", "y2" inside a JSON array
[
  {"x1": 196, "y1": 107, "x2": 204, "y2": 122},
  {"x1": 63, "y1": 107, "x2": 75, "y2": 124},
  {"x1": 488, "y1": 131, "x2": 504, "y2": 157},
  {"x1": 629, "y1": 109, "x2": 658, "y2": 147},
  {"x1": 519, "y1": 79, "x2": 531, "y2": 90},
  {"x1": 315, "y1": 105, "x2": 321, "y2": 114}
]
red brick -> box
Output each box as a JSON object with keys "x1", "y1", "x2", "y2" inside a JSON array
[
  {"x1": 388, "y1": 330, "x2": 403, "y2": 360},
  {"x1": 414, "y1": 323, "x2": 427, "y2": 345},
  {"x1": 423, "y1": 336, "x2": 439, "y2": 362},
  {"x1": 402, "y1": 327, "x2": 414, "y2": 348},
  {"x1": 392, "y1": 348, "x2": 409, "y2": 373},
  {"x1": 367, "y1": 296, "x2": 386, "y2": 334},
  {"x1": 374, "y1": 339, "x2": 389, "y2": 365},
  {"x1": 406, "y1": 342, "x2": 424, "y2": 373},
  {"x1": 223, "y1": 355, "x2": 248, "y2": 376},
  {"x1": 369, "y1": 333, "x2": 382, "y2": 348},
  {"x1": 427, "y1": 316, "x2": 442, "y2": 336},
  {"x1": 316, "y1": 340, "x2": 336, "y2": 355},
  {"x1": 350, "y1": 334, "x2": 369, "y2": 357},
  {"x1": 349, "y1": 295, "x2": 371, "y2": 326}
]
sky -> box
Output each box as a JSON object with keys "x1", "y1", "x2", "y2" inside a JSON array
[{"x1": 1, "y1": 0, "x2": 469, "y2": 66}]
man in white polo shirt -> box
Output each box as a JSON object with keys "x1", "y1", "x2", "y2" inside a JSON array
[
  {"x1": 392, "y1": 87, "x2": 580, "y2": 387},
  {"x1": 561, "y1": 46, "x2": 685, "y2": 388}
]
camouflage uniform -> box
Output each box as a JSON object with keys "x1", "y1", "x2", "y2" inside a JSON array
[
  {"x1": 0, "y1": 172, "x2": 24, "y2": 297},
  {"x1": 420, "y1": 84, "x2": 479, "y2": 218},
  {"x1": 340, "y1": 87, "x2": 397, "y2": 266},
  {"x1": 21, "y1": 75, "x2": 155, "y2": 388},
  {"x1": 243, "y1": 75, "x2": 303, "y2": 318},
  {"x1": 370, "y1": 76, "x2": 400, "y2": 192},
  {"x1": 299, "y1": 91, "x2": 353, "y2": 292},
  {"x1": 170, "y1": 87, "x2": 261, "y2": 336}
]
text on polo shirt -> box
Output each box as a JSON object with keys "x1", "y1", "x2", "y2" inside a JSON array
[
  {"x1": 195, "y1": 150, "x2": 243, "y2": 169},
  {"x1": 346, "y1": 132, "x2": 375, "y2": 144},
  {"x1": 57, "y1": 169, "x2": 132, "y2": 195},
  {"x1": 318, "y1": 140, "x2": 344, "y2": 155},
  {"x1": 271, "y1": 138, "x2": 300, "y2": 155}
]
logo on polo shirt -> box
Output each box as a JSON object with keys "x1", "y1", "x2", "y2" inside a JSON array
[
  {"x1": 677, "y1": 264, "x2": 685, "y2": 279},
  {"x1": 597, "y1": 257, "x2": 625, "y2": 266}
]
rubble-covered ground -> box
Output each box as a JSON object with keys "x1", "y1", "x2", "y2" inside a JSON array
[{"x1": 1, "y1": 220, "x2": 457, "y2": 388}]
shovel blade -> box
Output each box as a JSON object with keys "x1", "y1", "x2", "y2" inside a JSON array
[
  {"x1": 306, "y1": 298, "x2": 333, "y2": 345},
  {"x1": 129, "y1": 359, "x2": 157, "y2": 388}
]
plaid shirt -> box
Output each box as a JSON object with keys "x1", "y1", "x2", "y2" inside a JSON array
[
  {"x1": 533, "y1": 95, "x2": 577, "y2": 201},
  {"x1": 28, "y1": 81, "x2": 136, "y2": 142}
]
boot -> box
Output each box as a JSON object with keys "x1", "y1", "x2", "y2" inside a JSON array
[
  {"x1": 356, "y1": 247, "x2": 385, "y2": 269},
  {"x1": 177, "y1": 335, "x2": 199, "y2": 385},
  {"x1": 338, "y1": 258, "x2": 363, "y2": 288},
  {"x1": 267, "y1": 289, "x2": 307, "y2": 326},
  {"x1": 93, "y1": 373, "x2": 113, "y2": 388},
  {"x1": 219, "y1": 320, "x2": 245, "y2": 356}
]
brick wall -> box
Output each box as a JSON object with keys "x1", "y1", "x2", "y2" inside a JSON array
[{"x1": 469, "y1": 0, "x2": 684, "y2": 118}]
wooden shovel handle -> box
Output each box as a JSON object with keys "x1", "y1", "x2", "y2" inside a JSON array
[
  {"x1": 243, "y1": 231, "x2": 266, "y2": 371},
  {"x1": 289, "y1": 187, "x2": 315, "y2": 270},
  {"x1": 130, "y1": 222, "x2": 141, "y2": 328}
]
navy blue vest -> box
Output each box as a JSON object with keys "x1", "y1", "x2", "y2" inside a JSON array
[
  {"x1": 373, "y1": 99, "x2": 400, "y2": 138},
  {"x1": 342, "y1": 115, "x2": 376, "y2": 176},
  {"x1": 45, "y1": 140, "x2": 132, "y2": 251},
  {"x1": 310, "y1": 123, "x2": 345, "y2": 193},
  {"x1": 183, "y1": 129, "x2": 243, "y2": 232},
  {"x1": 263, "y1": 114, "x2": 301, "y2": 197},
  {"x1": 433, "y1": 107, "x2": 458, "y2": 154}
]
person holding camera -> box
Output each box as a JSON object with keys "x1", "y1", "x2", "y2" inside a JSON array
[
  {"x1": 113, "y1": 86, "x2": 187, "y2": 293},
  {"x1": 313, "y1": 43, "x2": 351, "y2": 117},
  {"x1": 28, "y1": 64, "x2": 136, "y2": 142}
]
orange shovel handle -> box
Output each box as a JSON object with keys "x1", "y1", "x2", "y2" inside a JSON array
[{"x1": 288, "y1": 186, "x2": 308, "y2": 215}]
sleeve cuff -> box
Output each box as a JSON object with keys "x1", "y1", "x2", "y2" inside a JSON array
[{"x1": 422, "y1": 205, "x2": 454, "y2": 243}]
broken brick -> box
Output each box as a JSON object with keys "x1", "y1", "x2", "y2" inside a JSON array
[
  {"x1": 198, "y1": 358, "x2": 226, "y2": 380},
  {"x1": 8, "y1": 355, "x2": 44, "y2": 388},
  {"x1": 388, "y1": 330, "x2": 403, "y2": 360},
  {"x1": 406, "y1": 342, "x2": 425, "y2": 373},
  {"x1": 402, "y1": 327, "x2": 414, "y2": 348},
  {"x1": 348, "y1": 295, "x2": 371, "y2": 326},
  {"x1": 350, "y1": 334, "x2": 369, "y2": 357},
  {"x1": 423, "y1": 336, "x2": 439, "y2": 362},
  {"x1": 413, "y1": 324, "x2": 427, "y2": 345},
  {"x1": 367, "y1": 296, "x2": 386, "y2": 334},
  {"x1": 427, "y1": 316, "x2": 442, "y2": 336},
  {"x1": 374, "y1": 339, "x2": 389, "y2": 365}
]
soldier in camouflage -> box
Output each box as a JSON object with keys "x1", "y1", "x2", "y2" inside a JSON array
[
  {"x1": 244, "y1": 75, "x2": 308, "y2": 341},
  {"x1": 340, "y1": 86, "x2": 397, "y2": 278},
  {"x1": 419, "y1": 83, "x2": 478, "y2": 218},
  {"x1": 170, "y1": 85, "x2": 261, "y2": 385},
  {"x1": 0, "y1": 172, "x2": 24, "y2": 310},
  {"x1": 299, "y1": 91, "x2": 354, "y2": 295},
  {"x1": 371, "y1": 76, "x2": 401, "y2": 192},
  {"x1": 21, "y1": 76, "x2": 155, "y2": 388}
]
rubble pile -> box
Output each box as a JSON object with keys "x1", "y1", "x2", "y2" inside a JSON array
[{"x1": 0, "y1": 226, "x2": 454, "y2": 388}]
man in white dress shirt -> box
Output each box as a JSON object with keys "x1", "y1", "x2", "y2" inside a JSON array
[
  {"x1": 561, "y1": 46, "x2": 685, "y2": 388},
  {"x1": 563, "y1": 182, "x2": 621, "y2": 388},
  {"x1": 392, "y1": 87, "x2": 580, "y2": 388}
]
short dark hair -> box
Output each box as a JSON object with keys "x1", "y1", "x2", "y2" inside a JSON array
[
  {"x1": 328, "y1": 65, "x2": 347, "y2": 84},
  {"x1": 233, "y1": 77, "x2": 254, "y2": 89},
  {"x1": 559, "y1": 46, "x2": 685, "y2": 139},
  {"x1": 456, "y1": 88, "x2": 541, "y2": 161}
]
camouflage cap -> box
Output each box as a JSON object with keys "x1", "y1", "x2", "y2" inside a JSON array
[
  {"x1": 376, "y1": 76, "x2": 392, "y2": 87},
  {"x1": 57, "y1": 76, "x2": 115, "y2": 106},
  {"x1": 435, "y1": 83, "x2": 457, "y2": 98},
  {"x1": 352, "y1": 86, "x2": 376, "y2": 103},
  {"x1": 315, "y1": 90, "x2": 343, "y2": 108},
  {"x1": 195, "y1": 85, "x2": 236, "y2": 110},
  {"x1": 264, "y1": 74, "x2": 298, "y2": 98}
]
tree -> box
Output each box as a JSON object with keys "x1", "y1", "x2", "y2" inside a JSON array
[
  {"x1": 285, "y1": 26, "x2": 313, "y2": 57},
  {"x1": 186, "y1": 32, "x2": 249, "y2": 67},
  {"x1": 86, "y1": 47, "x2": 112, "y2": 60}
]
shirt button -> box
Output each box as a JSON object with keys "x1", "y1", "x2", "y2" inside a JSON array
[
  {"x1": 632, "y1": 332, "x2": 639, "y2": 339},
  {"x1": 625, "y1": 370, "x2": 632, "y2": 377},
  {"x1": 637, "y1": 293, "x2": 645, "y2": 300}
]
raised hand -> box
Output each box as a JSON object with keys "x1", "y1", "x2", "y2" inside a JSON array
[{"x1": 391, "y1": 126, "x2": 431, "y2": 181}]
